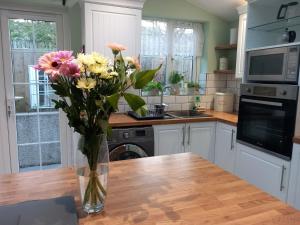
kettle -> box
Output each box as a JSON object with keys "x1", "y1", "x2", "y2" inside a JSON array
[
  {"x1": 282, "y1": 28, "x2": 297, "y2": 43},
  {"x1": 277, "y1": 1, "x2": 299, "y2": 19}
]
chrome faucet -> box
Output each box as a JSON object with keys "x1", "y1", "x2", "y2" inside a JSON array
[{"x1": 160, "y1": 86, "x2": 171, "y2": 106}]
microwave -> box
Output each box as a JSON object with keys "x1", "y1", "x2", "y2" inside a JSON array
[{"x1": 246, "y1": 45, "x2": 300, "y2": 84}]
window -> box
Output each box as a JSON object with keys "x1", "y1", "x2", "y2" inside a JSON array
[
  {"x1": 28, "y1": 67, "x2": 55, "y2": 109},
  {"x1": 141, "y1": 18, "x2": 204, "y2": 85}
]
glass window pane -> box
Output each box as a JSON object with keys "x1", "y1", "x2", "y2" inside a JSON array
[
  {"x1": 41, "y1": 143, "x2": 61, "y2": 169},
  {"x1": 18, "y1": 144, "x2": 40, "y2": 171},
  {"x1": 39, "y1": 113, "x2": 60, "y2": 142},
  {"x1": 16, "y1": 114, "x2": 39, "y2": 144}
]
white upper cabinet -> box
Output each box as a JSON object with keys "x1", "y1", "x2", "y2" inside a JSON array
[
  {"x1": 235, "y1": 143, "x2": 290, "y2": 202},
  {"x1": 81, "y1": 0, "x2": 145, "y2": 57},
  {"x1": 153, "y1": 124, "x2": 185, "y2": 156},
  {"x1": 246, "y1": 0, "x2": 300, "y2": 49},
  {"x1": 235, "y1": 4, "x2": 247, "y2": 79},
  {"x1": 186, "y1": 122, "x2": 216, "y2": 161},
  {"x1": 288, "y1": 144, "x2": 300, "y2": 210},
  {"x1": 215, "y1": 122, "x2": 236, "y2": 173}
]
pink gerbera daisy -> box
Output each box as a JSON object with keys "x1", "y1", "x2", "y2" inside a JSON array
[
  {"x1": 36, "y1": 51, "x2": 60, "y2": 79},
  {"x1": 53, "y1": 51, "x2": 74, "y2": 64},
  {"x1": 107, "y1": 43, "x2": 127, "y2": 55},
  {"x1": 59, "y1": 61, "x2": 81, "y2": 78}
]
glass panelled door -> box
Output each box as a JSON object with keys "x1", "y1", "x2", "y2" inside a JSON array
[{"x1": 1, "y1": 12, "x2": 68, "y2": 172}]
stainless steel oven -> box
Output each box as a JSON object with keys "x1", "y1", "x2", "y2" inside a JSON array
[
  {"x1": 246, "y1": 45, "x2": 300, "y2": 83},
  {"x1": 237, "y1": 83, "x2": 298, "y2": 160}
]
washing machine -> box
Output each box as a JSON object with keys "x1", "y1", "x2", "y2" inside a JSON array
[{"x1": 108, "y1": 126, "x2": 154, "y2": 161}]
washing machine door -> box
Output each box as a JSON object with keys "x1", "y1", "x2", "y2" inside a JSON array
[{"x1": 110, "y1": 144, "x2": 148, "y2": 161}]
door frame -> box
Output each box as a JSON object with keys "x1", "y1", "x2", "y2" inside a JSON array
[{"x1": 0, "y1": 6, "x2": 72, "y2": 173}]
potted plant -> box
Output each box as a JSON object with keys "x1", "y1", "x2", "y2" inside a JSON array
[
  {"x1": 143, "y1": 81, "x2": 163, "y2": 96},
  {"x1": 34, "y1": 43, "x2": 161, "y2": 214},
  {"x1": 168, "y1": 71, "x2": 183, "y2": 95},
  {"x1": 187, "y1": 81, "x2": 200, "y2": 95}
]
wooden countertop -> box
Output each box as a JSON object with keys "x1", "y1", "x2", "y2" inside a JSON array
[
  {"x1": 109, "y1": 110, "x2": 238, "y2": 127},
  {"x1": 1, "y1": 153, "x2": 299, "y2": 225},
  {"x1": 294, "y1": 136, "x2": 300, "y2": 144}
]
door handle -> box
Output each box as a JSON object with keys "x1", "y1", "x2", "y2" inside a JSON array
[
  {"x1": 280, "y1": 165, "x2": 286, "y2": 191},
  {"x1": 182, "y1": 126, "x2": 186, "y2": 146},
  {"x1": 230, "y1": 129, "x2": 235, "y2": 150},
  {"x1": 7, "y1": 99, "x2": 15, "y2": 118},
  {"x1": 188, "y1": 125, "x2": 191, "y2": 145}
]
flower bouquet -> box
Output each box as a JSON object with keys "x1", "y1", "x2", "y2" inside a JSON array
[{"x1": 35, "y1": 43, "x2": 161, "y2": 213}]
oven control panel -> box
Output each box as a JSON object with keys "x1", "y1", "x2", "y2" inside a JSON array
[{"x1": 241, "y1": 83, "x2": 298, "y2": 100}]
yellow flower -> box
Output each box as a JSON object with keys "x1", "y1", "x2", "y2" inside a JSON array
[
  {"x1": 88, "y1": 64, "x2": 106, "y2": 74},
  {"x1": 91, "y1": 52, "x2": 108, "y2": 66},
  {"x1": 76, "y1": 78, "x2": 96, "y2": 90},
  {"x1": 109, "y1": 71, "x2": 118, "y2": 77},
  {"x1": 77, "y1": 53, "x2": 95, "y2": 67}
]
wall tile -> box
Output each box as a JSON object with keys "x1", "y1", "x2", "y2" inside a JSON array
[
  {"x1": 168, "y1": 104, "x2": 182, "y2": 111},
  {"x1": 147, "y1": 96, "x2": 161, "y2": 104},
  {"x1": 175, "y1": 96, "x2": 189, "y2": 104},
  {"x1": 163, "y1": 96, "x2": 176, "y2": 104}
]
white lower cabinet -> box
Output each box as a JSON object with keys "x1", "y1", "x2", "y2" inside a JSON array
[
  {"x1": 215, "y1": 122, "x2": 237, "y2": 173},
  {"x1": 153, "y1": 124, "x2": 185, "y2": 156},
  {"x1": 235, "y1": 143, "x2": 290, "y2": 202},
  {"x1": 288, "y1": 144, "x2": 300, "y2": 210},
  {"x1": 153, "y1": 122, "x2": 215, "y2": 161},
  {"x1": 185, "y1": 122, "x2": 216, "y2": 161}
]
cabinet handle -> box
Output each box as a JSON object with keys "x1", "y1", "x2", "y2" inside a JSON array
[
  {"x1": 280, "y1": 165, "x2": 286, "y2": 191},
  {"x1": 230, "y1": 129, "x2": 235, "y2": 150},
  {"x1": 188, "y1": 125, "x2": 191, "y2": 145},
  {"x1": 182, "y1": 126, "x2": 186, "y2": 146}
]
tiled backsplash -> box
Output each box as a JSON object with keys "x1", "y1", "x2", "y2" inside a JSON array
[
  {"x1": 200, "y1": 73, "x2": 241, "y2": 112},
  {"x1": 118, "y1": 95, "x2": 195, "y2": 113},
  {"x1": 117, "y1": 73, "x2": 241, "y2": 113}
]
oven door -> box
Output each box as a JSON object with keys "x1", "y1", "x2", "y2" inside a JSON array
[
  {"x1": 247, "y1": 47, "x2": 287, "y2": 82},
  {"x1": 237, "y1": 96, "x2": 297, "y2": 160}
]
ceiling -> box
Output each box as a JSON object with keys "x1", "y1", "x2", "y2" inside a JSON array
[
  {"x1": 0, "y1": 0, "x2": 246, "y2": 21},
  {"x1": 186, "y1": 0, "x2": 247, "y2": 21}
]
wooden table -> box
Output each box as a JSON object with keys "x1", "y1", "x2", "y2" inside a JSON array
[{"x1": 1, "y1": 153, "x2": 300, "y2": 225}]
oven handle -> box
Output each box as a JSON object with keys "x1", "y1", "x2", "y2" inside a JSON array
[{"x1": 241, "y1": 98, "x2": 283, "y2": 107}]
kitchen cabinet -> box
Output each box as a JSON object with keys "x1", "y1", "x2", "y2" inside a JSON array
[
  {"x1": 215, "y1": 122, "x2": 236, "y2": 173},
  {"x1": 185, "y1": 122, "x2": 215, "y2": 161},
  {"x1": 288, "y1": 144, "x2": 300, "y2": 210},
  {"x1": 153, "y1": 122, "x2": 215, "y2": 161},
  {"x1": 153, "y1": 124, "x2": 185, "y2": 156},
  {"x1": 235, "y1": 4, "x2": 247, "y2": 79},
  {"x1": 235, "y1": 143, "x2": 290, "y2": 202},
  {"x1": 82, "y1": 0, "x2": 144, "y2": 56}
]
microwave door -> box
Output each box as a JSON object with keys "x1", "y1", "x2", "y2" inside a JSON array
[{"x1": 247, "y1": 49, "x2": 288, "y2": 82}]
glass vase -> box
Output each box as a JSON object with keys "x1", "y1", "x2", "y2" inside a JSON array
[{"x1": 77, "y1": 134, "x2": 109, "y2": 214}]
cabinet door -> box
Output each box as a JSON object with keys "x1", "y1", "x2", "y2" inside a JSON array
[
  {"x1": 153, "y1": 124, "x2": 185, "y2": 156},
  {"x1": 215, "y1": 123, "x2": 236, "y2": 173},
  {"x1": 186, "y1": 122, "x2": 215, "y2": 162},
  {"x1": 288, "y1": 144, "x2": 300, "y2": 210},
  {"x1": 235, "y1": 143, "x2": 290, "y2": 202},
  {"x1": 235, "y1": 13, "x2": 247, "y2": 79},
  {"x1": 83, "y1": 3, "x2": 141, "y2": 57}
]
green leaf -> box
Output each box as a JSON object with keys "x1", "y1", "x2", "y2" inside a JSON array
[
  {"x1": 107, "y1": 93, "x2": 120, "y2": 110},
  {"x1": 133, "y1": 64, "x2": 162, "y2": 89},
  {"x1": 135, "y1": 105, "x2": 148, "y2": 116},
  {"x1": 123, "y1": 93, "x2": 146, "y2": 112}
]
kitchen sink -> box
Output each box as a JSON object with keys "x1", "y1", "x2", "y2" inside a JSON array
[{"x1": 167, "y1": 110, "x2": 212, "y2": 118}]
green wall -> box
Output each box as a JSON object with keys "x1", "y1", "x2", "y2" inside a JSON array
[
  {"x1": 68, "y1": 2, "x2": 82, "y2": 54},
  {"x1": 143, "y1": 0, "x2": 231, "y2": 74}
]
